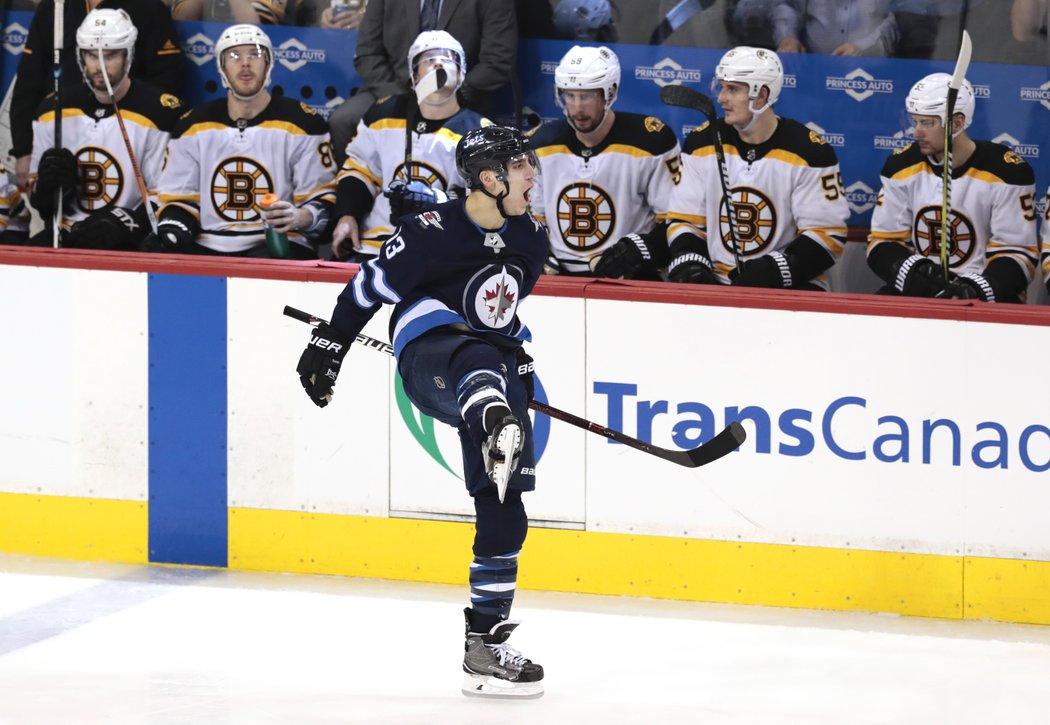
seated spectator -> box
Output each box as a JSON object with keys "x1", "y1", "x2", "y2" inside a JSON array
[
  {"x1": 867, "y1": 73, "x2": 1039, "y2": 302},
  {"x1": 171, "y1": 0, "x2": 287, "y2": 23},
  {"x1": 665, "y1": 47, "x2": 848, "y2": 290},
  {"x1": 327, "y1": 0, "x2": 516, "y2": 165},
  {"x1": 773, "y1": 0, "x2": 898, "y2": 56},
  {"x1": 330, "y1": 30, "x2": 485, "y2": 261},
  {"x1": 317, "y1": 0, "x2": 368, "y2": 28},
  {"x1": 725, "y1": 0, "x2": 779, "y2": 48},
  {"x1": 27, "y1": 9, "x2": 181, "y2": 250},
  {"x1": 552, "y1": 0, "x2": 618, "y2": 42},
  {"x1": 9, "y1": 0, "x2": 184, "y2": 191},
  {"x1": 530, "y1": 45, "x2": 680, "y2": 279},
  {"x1": 1011, "y1": 0, "x2": 1048, "y2": 41},
  {"x1": 144, "y1": 25, "x2": 335, "y2": 258}
]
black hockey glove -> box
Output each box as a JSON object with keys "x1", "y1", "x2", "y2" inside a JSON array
[
  {"x1": 667, "y1": 253, "x2": 721, "y2": 285},
  {"x1": 34, "y1": 148, "x2": 78, "y2": 200},
  {"x1": 141, "y1": 219, "x2": 195, "y2": 254},
  {"x1": 297, "y1": 322, "x2": 351, "y2": 408},
  {"x1": 384, "y1": 179, "x2": 447, "y2": 225},
  {"x1": 66, "y1": 207, "x2": 146, "y2": 250},
  {"x1": 936, "y1": 272, "x2": 997, "y2": 302},
  {"x1": 892, "y1": 254, "x2": 952, "y2": 297},
  {"x1": 729, "y1": 252, "x2": 792, "y2": 288},
  {"x1": 590, "y1": 233, "x2": 670, "y2": 279},
  {"x1": 515, "y1": 347, "x2": 535, "y2": 402}
]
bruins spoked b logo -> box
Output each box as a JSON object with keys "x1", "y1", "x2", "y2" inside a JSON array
[
  {"x1": 76, "y1": 146, "x2": 123, "y2": 213},
  {"x1": 556, "y1": 182, "x2": 616, "y2": 252},
  {"x1": 211, "y1": 156, "x2": 274, "y2": 222},
  {"x1": 719, "y1": 186, "x2": 777, "y2": 256},
  {"x1": 914, "y1": 206, "x2": 976, "y2": 267},
  {"x1": 392, "y1": 160, "x2": 447, "y2": 189}
]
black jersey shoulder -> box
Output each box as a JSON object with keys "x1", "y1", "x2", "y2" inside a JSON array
[
  {"x1": 767, "y1": 117, "x2": 840, "y2": 168},
  {"x1": 120, "y1": 80, "x2": 184, "y2": 131},
  {"x1": 261, "y1": 95, "x2": 330, "y2": 135},
  {"x1": 603, "y1": 111, "x2": 679, "y2": 156},
  {"x1": 170, "y1": 98, "x2": 229, "y2": 138},
  {"x1": 968, "y1": 140, "x2": 1036, "y2": 186},
  {"x1": 362, "y1": 93, "x2": 411, "y2": 127},
  {"x1": 878, "y1": 141, "x2": 925, "y2": 179},
  {"x1": 528, "y1": 118, "x2": 575, "y2": 149},
  {"x1": 681, "y1": 120, "x2": 717, "y2": 156}
]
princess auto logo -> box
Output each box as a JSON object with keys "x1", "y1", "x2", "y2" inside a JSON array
[
  {"x1": 276, "y1": 37, "x2": 326, "y2": 72},
  {"x1": 874, "y1": 126, "x2": 914, "y2": 151},
  {"x1": 634, "y1": 58, "x2": 702, "y2": 88},
  {"x1": 826, "y1": 68, "x2": 893, "y2": 102},
  {"x1": 2, "y1": 22, "x2": 28, "y2": 55},
  {"x1": 805, "y1": 122, "x2": 845, "y2": 147},
  {"x1": 540, "y1": 61, "x2": 559, "y2": 74},
  {"x1": 992, "y1": 132, "x2": 1040, "y2": 159},
  {"x1": 845, "y1": 181, "x2": 878, "y2": 215},
  {"x1": 183, "y1": 32, "x2": 215, "y2": 67},
  {"x1": 1020, "y1": 79, "x2": 1050, "y2": 111}
]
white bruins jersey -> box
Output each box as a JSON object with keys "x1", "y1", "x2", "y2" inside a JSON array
[
  {"x1": 30, "y1": 82, "x2": 181, "y2": 230},
  {"x1": 338, "y1": 94, "x2": 486, "y2": 255},
  {"x1": 1037, "y1": 184, "x2": 1049, "y2": 288},
  {"x1": 530, "y1": 112, "x2": 681, "y2": 274},
  {"x1": 868, "y1": 141, "x2": 1038, "y2": 282},
  {"x1": 667, "y1": 117, "x2": 848, "y2": 288},
  {"x1": 159, "y1": 96, "x2": 336, "y2": 253}
]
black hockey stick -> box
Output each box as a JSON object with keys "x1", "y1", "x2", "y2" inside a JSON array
[
  {"x1": 940, "y1": 30, "x2": 971, "y2": 280},
  {"x1": 649, "y1": 0, "x2": 717, "y2": 45},
  {"x1": 660, "y1": 84, "x2": 743, "y2": 271},
  {"x1": 284, "y1": 305, "x2": 745, "y2": 468},
  {"x1": 51, "y1": 0, "x2": 65, "y2": 248}
]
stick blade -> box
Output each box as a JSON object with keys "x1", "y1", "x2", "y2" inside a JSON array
[
  {"x1": 682, "y1": 421, "x2": 746, "y2": 467},
  {"x1": 659, "y1": 84, "x2": 717, "y2": 120},
  {"x1": 950, "y1": 30, "x2": 972, "y2": 89}
]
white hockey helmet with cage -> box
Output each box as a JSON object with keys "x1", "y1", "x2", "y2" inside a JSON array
[
  {"x1": 906, "y1": 72, "x2": 975, "y2": 131},
  {"x1": 75, "y1": 9, "x2": 138, "y2": 87},
  {"x1": 715, "y1": 46, "x2": 784, "y2": 107},
  {"x1": 554, "y1": 45, "x2": 619, "y2": 105},
  {"x1": 215, "y1": 24, "x2": 274, "y2": 100},
  {"x1": 407, "y1": 30, "x2": 466, "y2": 103}
]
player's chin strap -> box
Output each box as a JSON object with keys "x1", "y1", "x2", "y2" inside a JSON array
[
  {"x1": 479, "y1": 182, "x2": 512, "y2": 218},
  {"x1": 733, "y1": 97, "x2": 770, "y2": 134}
]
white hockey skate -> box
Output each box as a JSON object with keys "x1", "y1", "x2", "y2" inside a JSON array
[
  {"x1": 462, "y1": 609, "x2": 544, "y2": 699},
  {"x1": 482, "y1": 406, "x2": 523, "y2": 504}
]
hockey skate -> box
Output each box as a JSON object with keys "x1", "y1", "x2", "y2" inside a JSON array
[
  {"x1": 482, "y1": 405, "x2": 523, "y2": 504},
  {"x1": 462, "y1": 609, "x2": 544, "y2": 699}
]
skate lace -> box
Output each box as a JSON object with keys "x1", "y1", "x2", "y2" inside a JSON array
[{"x1": 488, "y1": 642, "x2": 529, "y2": 668}]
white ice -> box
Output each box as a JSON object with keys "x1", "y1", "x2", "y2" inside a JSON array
[{"x1": 1, "y1": 553, "x2": 1049, "y2": 725}]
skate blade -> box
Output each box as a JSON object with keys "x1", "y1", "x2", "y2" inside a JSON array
[
  {"x1": 461, "y1": 673, "x2": 544, "y2": 699},
  {"x1": 491, "y1": 423, "x2": 521, "y2": 504}
]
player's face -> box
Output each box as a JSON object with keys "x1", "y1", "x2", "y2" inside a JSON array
[
  {"x1": 81, "y1": 49, "x2": 127, "y2": 93},
  {"x1": 497, "y1": 154, "x2": 539, "y2": 216},
  {"x1": 717, "y1": 80, "x2": 753, "y2": 126},
  {"x1": 222, "y1": 44, "x2": 269, "y2": 97},
  {"x1": 558, "y1": 88, "x2": 606, "y2": 133},
  {"x1": 910, "y1": 114, "x2": 946, "y2": 156},
  {"x1": 412, "y1": 49, "x2": 458, "y2": 103}
]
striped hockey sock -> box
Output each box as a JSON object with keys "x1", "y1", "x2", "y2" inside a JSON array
[
  {"x1": 457, "y1": 369, "x2": 509, "y2": 437},
  {"x1": 468, "y1": 550, "x2": 519, "y2": 631}
]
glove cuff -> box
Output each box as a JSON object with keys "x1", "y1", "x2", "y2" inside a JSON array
[
  {"x1": 960, "y1": 272, "x2": 995, "y2": 302},
  {"x1": 894, "y1": 254, "x2": 927, "y2": 293},
  {"x1": 768, "y1": 251, "x2": 792, "y2": 288},
  {"x1": 668, "y1": 252, "x2": 712, "y2": 275}
]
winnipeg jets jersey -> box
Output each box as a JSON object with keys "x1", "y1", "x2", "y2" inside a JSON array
[
  {"x1": 868, "y1": 141, "x2": 1038, "y2": 282},
  {"x1": 667, "y1": 117, "x2": 849, "y2": 288},
  {"x1": 529, "y1": 112, "x2": 681, "y2": 274},
  {"x1": 337, "y1": 94, "x2": 486, "y2": 255},
  {"x1": 158, "y1": 96, "x2": 336, "y2": 253},
  {"x1": 330, "y1": 200, "x2": 549, "y2": 358},
  {"x1": 30, "y1": 81, "x2": 181, "y2": 230}
]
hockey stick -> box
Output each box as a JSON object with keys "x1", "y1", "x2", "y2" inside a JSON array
[
  {"x1": 940, "y1": 29, "x2": 971, "y2": 280},
  {"x1": 660, "y1": 84, "x2": 744, "y2": 272},
  {"x1": 283, "y1": 305, "x2": 746, "y2": 469},
  {"x1": 649, "y1": 0, "x2": 717, "y2": 45},
  {"x1": 51, "y1": 0, "x2": 65, "y2": 248}
]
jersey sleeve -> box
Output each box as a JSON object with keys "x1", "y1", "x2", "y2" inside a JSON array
[
  {"x1": 790, "y1": 161, "x2": 848, "y2": 260},
  {"x1": 1041, "y1": 186, "x2": 1050, "y2": 288},
  {"x1": 337, "y1": 120, "x2": 384, "y2": 197},
  {"x1": 666, "y1": 139, "x2": 709, "y2": 246},
  {"x1": 157, "y1": 121, "x2": 202, "y2": 223},
  {"x1": 983, "y1": 173, "x2": 1039, "y2": 283},
  {"x1": 644, "y1": 135, "x2": 682, "y2": 221},
  {"x1": 867, "y1": 172, "x2": 916, "y2": 258},
  {"x1": 290, "y1": 128, "x2": 337, "y2": 209}
]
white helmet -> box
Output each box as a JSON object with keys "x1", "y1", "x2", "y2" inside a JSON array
[
  {"x1": 75, "y1": 9, "x2": 137, "y2": 88},
  {"x1": 407, "y1": 30, "x2": 466, "y2": 104},
  {"x1": 906, "y1": 72, "x2": 975, "y2": 131},
  {"x1": 715, "y1": 46, "x2": 784, "y2": 107},
  {"x1": 553, "y1": 45, "x2": 619, "y2": 131},
  {"x1": 552, "y1": 0, "x2": 613, "y2": 40},
  {"x1": 215, "y1": 24, "x2": 274, "y2": 101}
]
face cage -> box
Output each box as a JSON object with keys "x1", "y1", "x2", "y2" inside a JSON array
[
  {"x1": 480, "y1": 150, "x2": 541, "y2": 187},
  {"x1": 411, "y1": 49, "x2": 461, "y2": 78}
]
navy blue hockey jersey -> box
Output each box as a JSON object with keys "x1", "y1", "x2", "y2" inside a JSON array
[{"x1": 331, "y1": 199, "x2": 549, "y2": 357}]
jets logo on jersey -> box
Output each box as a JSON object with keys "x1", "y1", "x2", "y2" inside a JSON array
[
  {"x1": 720, "y1": 186, "x2": 778, "y2": 256},
  {"x1": 211, "y1": 156, "x2": 275, "y2": 222},
  {"x1": 913, "y1": 206, "x2": 977, "y2": 267},
  {"x1": 556, "y1": 181, "x2": 616, "y2": 252},
  {"x1": 464, "y1": 264, "x2": 523, "y2": 331},
  {"x1": 76, "y1": 146, "x2": 123, "y2": 212}
]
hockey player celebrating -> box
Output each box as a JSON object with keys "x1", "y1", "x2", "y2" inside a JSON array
[
  {"x1": 296, "y1": 126, "x2": 547, "y2": 699},
  {"x1": 530, "y1": 44, "x2": 682, "y2": 278},
  {"x1": 146, "y1": 24, "x2": 335, "y2": 258},
  {"x1": 331, "y1": 30, "x2": 487, "y2": 262},
  {"x1": 867, "y1": 73, "x2": 1039, "y2": 302},
  {"x1": 28, "y1": 9, "x2": 181, "y2": 249},
  {"x1": 665, "y1": 46, "x2": 849, "y2": 289}
]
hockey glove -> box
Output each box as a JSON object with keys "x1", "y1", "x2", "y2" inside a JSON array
[
  {"x1": 729, "y1": 252, "x2": 792, "y2": 288},
  {"x1": 590, "y1": 233, "x2": 669, "y2": 279},
  {"x1": 34, "y1": 148, "x2": 78, "y2": 200},
  {"x1": 297, "y1": 322, "x2": 351, "y2": 408},
  {"x1": 667, "y1": 252, "x2": 721, "y2": 285},
  {"x1": 384, "y1": 179, "x2": 447, "y2": 225},
  {"x1": 893, "y1": 254, "x2": 952, "y2": 297},
  {"x1": 515, "y1": 347, "x2": 535, "y2": 402},
  {"x1": 141, "y1": 219, "x2": 195, "y2": 253},
  {"x1": 936, "y1": 272, "x2": 997, "y2": 302},
  {"x1": 66, "y1": 207, "x2": 145, "y2": 250}
]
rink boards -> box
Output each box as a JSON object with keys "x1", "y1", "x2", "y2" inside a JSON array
[{"x1": 1, "y1": 249, "x2": 1049, "y2": 625}]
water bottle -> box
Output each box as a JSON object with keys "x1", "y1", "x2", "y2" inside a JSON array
[{"x1": 259, "y1": 193, "x2": 290, "y2": 258}]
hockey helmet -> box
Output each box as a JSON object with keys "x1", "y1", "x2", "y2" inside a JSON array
[
  {"x1": 456, "y1": 126, "x2": 539, "y2": 190},
  {"x1": 407, "y1": 30, "x2": 466, "y2": 104},
  {"x1": 552, "y1": 0, "x2": 614, "y2": 41},
  {"x1": 75, "y1": 9, "x2": 137, "y2": 87},
  {"x1": 215, "y1": 24, "x2": 274, "y2": 100},
  {"x1": 715, "y1": 46, "x2": 784, "y2": 107},
  {"x1": 906, "y1": 72, "x2": 975, "y2": 131}
]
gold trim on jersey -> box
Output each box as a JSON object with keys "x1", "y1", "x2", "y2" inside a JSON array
[
  {"x1": 37, "y1": 108, "x2": 88, "y2": 123},
  {"x1": 183, "y1": 122, "x2": 231, "y2": 138},
  {"x1": 159, "y1": 201, "x2": 202, "y2": 221},
  {"x1": 886, "y1": 162, "x2": 927, "y2": 181},
  {"x1": 803, "y1": 227, "x2": 848, "y2": 253},
  {"x1": 293, "y1": 182, "x2": 337, "y2": 205},
  {"x1": 256, "y1": 120, "x2": 310, "y2": 136},
  {"x1": 667, "y1": 211, "x2": 705, "y2": 225},
  {"x1": 962, "y1": 168, "x2": 1007, "y2": 185},
  {"x1": 536, "y1": 145, "x2": 572, "y2": 158},
  {"x1": 370, "y1": 119, "x2": 406, "y2": 132},
  {"x1": 117, "y1": 111, "x2": 159, "y2": 131},
  {"x1": 337, "y1": 159, "x2": 382, "y2": 188},
  {"x1": 604, "y1": 144, "x2": 657, "y2": 159}
]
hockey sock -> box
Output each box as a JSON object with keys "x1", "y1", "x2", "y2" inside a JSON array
[
  {"x1": 468, "y1": 550, "x2": 519, "y2": 632},
  {"x1": 456, "y1": 369, "x2": 509, "y2": 440}
]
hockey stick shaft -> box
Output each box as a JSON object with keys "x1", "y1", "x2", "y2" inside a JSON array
[
  {"x1": 660, "y1": 84, "x2": 743, "y2": 271},
  {"x1": 52, "y1": 0, "x2": 64, "y2": 248},
  {"x1": 940, "y1": 30, "x2": 971, "y2": 280},
  {"x1": 283, "y1": 305, "x2": 745, "y2": 468}
]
